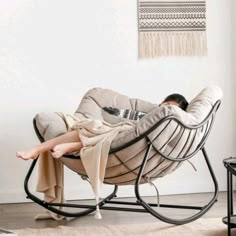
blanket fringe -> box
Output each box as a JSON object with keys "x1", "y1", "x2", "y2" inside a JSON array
[
  {"x1": 94, "y1": 205, "x2": 102, "y2": 219},
  {"x1": 94, "y1": 196, "x2": 102, "y2": 219},
  {"x1": 139, "y1": 31, "x2": 207, "y2": 58}
]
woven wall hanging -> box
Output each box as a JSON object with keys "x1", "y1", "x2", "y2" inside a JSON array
[{"x1": 138, "y1": 0, "x2": 207, "y2": 58}]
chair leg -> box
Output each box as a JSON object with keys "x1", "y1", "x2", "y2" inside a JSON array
[{"x1": 134, "y1": 145, "x2": 218, "y2": 225}]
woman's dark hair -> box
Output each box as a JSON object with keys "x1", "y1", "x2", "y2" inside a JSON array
[{"x1": 163, "y1": 93, "x2": 189, "y2": 111}]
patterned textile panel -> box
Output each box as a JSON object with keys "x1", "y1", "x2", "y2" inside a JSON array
[
  {"x1": 138, "y1": 0, "x2": 207, "y2": 57},
  {"x1": 139, "y1": 0, "x2": 206, "y2": 32}
]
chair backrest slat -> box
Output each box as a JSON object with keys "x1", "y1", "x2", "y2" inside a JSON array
[{"x1": 150, "y1": 100, "x2": 221, "y2": 162}]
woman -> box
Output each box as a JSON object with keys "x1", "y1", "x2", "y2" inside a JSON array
[{"x1": 16, "y1": 93, "x2": 188, "y2": 160}]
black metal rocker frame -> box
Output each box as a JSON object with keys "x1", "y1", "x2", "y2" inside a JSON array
[{"x1": 24, "y1": 100, "x2": 221, "y2": 225}]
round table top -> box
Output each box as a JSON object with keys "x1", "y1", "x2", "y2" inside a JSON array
[
  {"x1": 223, "y1": 157, "x2": 236, "y2": 175},
  {"x1": 224, "y1": 157, "x2": 236, "y2": 165}
]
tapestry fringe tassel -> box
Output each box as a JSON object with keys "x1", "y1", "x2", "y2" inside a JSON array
[{"x1": 139, "y1": 31, "x2": 207, "y2": 58}]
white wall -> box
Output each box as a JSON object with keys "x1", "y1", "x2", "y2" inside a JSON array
[
  {"x1": 232, "y1": 1, "x2": 236, "y2": 107},
  {"x1": 0, "y1": 0, "x2": 234, "y2": 203}
]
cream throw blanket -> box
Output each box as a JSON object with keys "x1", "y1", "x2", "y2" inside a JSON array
[{"x1": 35, "y1": 114, "x2": 133, "y2": 220}]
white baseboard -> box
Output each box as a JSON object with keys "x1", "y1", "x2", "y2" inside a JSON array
[
  {"x1": 0, "y1": 189, "x2": 42, "y2": 204},
  {"x1": 0, "y1": 228, "x2": 17, "y2": 236}
]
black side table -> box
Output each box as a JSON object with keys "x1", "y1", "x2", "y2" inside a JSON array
[{"x1": 222, "y1": 157, "x2": 236, "y2": 236}]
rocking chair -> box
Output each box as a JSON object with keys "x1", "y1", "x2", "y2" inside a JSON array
[{"x1": 24, "y1": 86, "x2": 222, "y2": 225}]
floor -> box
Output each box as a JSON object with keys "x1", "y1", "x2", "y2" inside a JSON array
[{"x1": 0, "y1": 191, "x2": 230, "y2": 231}]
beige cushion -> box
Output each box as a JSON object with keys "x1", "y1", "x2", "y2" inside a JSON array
[
  {"x1": 35, "y1": 112, "x2": 67, "y2": 140},
  {"x1": 73, "y1": 87, "x2": 157, "y2": 120},
  {"x1": 35, "y1": 86, "x2": 222, "y2": 146},
  {"x1": 35, "y1": 86, "x2": 222, "y2": 184},
  {"x1": 111, "y1": 86, "x2": 222, "y2": 149}
]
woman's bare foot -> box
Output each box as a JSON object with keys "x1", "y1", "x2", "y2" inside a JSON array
[
  {"x1": 51, "y1": 145, "x2": 65, "y2": 159},
  {"x1": 52, "y1": 142, "x2": 82, "y2": 159},
  {"x1": 16, "y1": 148, "x2": 39, "y2": 160}
]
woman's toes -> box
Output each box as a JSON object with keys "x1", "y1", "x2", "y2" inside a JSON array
[
  {"x1": 16, "y1": 152, "x2": 21, "y2": 158},
  {"x1": 16, "y1": 150, "x2": 38, "y2": 160}
]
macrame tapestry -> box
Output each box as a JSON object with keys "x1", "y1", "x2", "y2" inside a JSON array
[{"x1": 138, "y1": 0, "x2": 207, "y2": 58}]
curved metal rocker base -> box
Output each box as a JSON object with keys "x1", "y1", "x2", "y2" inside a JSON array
[
  {"x1": 24, "y1": 143, "x2": 218, "y2": 224},
  {"x1": 24, "y1": 158, "x2": 118, "y2": 218},
  {"x1": 134, "y1": 144, "x2": 218, "y2": 225}
]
